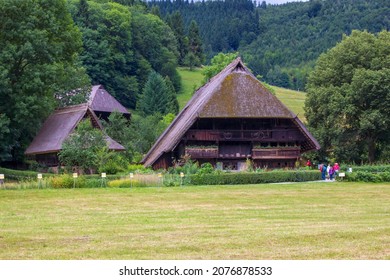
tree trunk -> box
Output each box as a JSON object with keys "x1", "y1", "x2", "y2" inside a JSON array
[{"x1": 367, "y1": 138, "x2": 376, "y2": 163}]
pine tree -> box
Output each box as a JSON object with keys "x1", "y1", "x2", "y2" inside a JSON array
[
  {"x1": 166, "y1": 11, "x2": 188, "y2": 65},
  {"x1": 164, "y1": 76, "x2": 179, "y2": 115},
  {"x1": 187, "y1": 20, "x2": 204, "y2": 66},
  {"x1": 137, "y1": 72, "x2": 169, "y2": 116}
]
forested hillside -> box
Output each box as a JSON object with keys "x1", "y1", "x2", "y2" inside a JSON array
[
  {"x1": 150, "y1": 0, "x2": 390, "y2": 90},
  {"x1": 0, "y1": 0, "x2": 182, "y2": 163}
]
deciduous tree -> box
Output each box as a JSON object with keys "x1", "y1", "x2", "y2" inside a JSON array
[
  {"x1": 0, "y1": 0, "x2": 88, "y2": 162},
  {"x1": 305, "y1": 30, "x2": 390, "y2": 163}
]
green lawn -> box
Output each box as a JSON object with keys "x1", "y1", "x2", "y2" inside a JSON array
[
  {"x1": 1, "y1": 182, "x2": 389, "y2": 260},
  {"x1": 177, "y1": 67, "x2": 307, "y2": 121}
]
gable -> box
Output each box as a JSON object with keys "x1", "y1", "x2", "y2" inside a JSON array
[{"x1": 88, "y1": 85, "x2": 130, "y2": 116}]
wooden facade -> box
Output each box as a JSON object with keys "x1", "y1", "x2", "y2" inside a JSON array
[
  {"x1": 142, "y1": 58, "x2": 320, "y2": 170},
  {"x1": 154, "y1": 118, "x2": 308, "y2": 170}
]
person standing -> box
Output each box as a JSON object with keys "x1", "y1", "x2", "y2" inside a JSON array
[
  {"x1": 321, "y1": 163, "x2": 327, "y2": 180},
  {"x1": 329, "y1": 165, "x2": 335, "y2": 180},
  {"x1": 334, "y1": 163, "x2": 340, "y2": 176},
  {"x1": 306, "y1": 159, "x2": 312, "y2": 170}
]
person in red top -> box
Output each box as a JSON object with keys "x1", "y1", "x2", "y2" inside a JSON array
[
  {"x1": 306, "y1": 160, "x2": 312, "y2": 169},
  {"x1": 334, "y1": 162, "x2": 340, "y2": 175}
]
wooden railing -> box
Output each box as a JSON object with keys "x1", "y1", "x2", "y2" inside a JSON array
[
  {"x1": 184, "y1": 146, "x2": 301, "y2": 160},
  {"x1": 184, "y1": 129, "x2": 305, "y2": 141},
  {"x1": 185, "y1": 147, "x2": 218, "y2": 158},
  {"x1": 252, "y1": 148, "x2": 300, "y2": 159}
]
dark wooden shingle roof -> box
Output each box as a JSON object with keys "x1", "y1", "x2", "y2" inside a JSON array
[
  {"x1": 25, "y1": 104, "x2": 125, "y2": 155},
  {"x1": 88, "y1": 85, "x2": 130, "y2": 116}
]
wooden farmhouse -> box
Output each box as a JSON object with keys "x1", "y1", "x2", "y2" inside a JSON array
[
  {"x1": 25, "y1": 85, "x2": 129, "y2": 167},
  {"x1": 142, "y1": 58, "x2": 320, "y2": 170}
]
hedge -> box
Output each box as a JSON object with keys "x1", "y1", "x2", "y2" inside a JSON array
[
  {"x1": 344, "y1": 171, "x2": 390, "y2": 183},
  {"x1": 343, "y1": 165, "x2": 390, "y2": 173},
  {"x1": 0, "y1": 167, "x2": 40, "y2": 181},
  {"x1": 189, "y1": 170, "x2": 322, "y2": 185}
]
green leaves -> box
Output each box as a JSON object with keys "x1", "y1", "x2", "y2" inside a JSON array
[
  {"x1": 201, "y1": 52, "x2": 238, "y2": 82},
  {"x1": 0, "y1": 0, "x2": 88, "y2": 161},
  {"x1": 305, "y1": 30, "x2": 390, "y2": 163},
  {"x1": 59, "y1": 120, "x2": 106, "y2": 172}
]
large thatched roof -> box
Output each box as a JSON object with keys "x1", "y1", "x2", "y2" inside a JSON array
[
  {"x1": 25, "y1": 104, "x2": 124, "y2": 155},
  {"x1": 142, "y1": 57, "x2": 320, "y2": 167}
]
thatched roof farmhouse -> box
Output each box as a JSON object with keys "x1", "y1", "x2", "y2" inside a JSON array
[{"x1": 142, "y1": 58, "x2": 319, "y2": 170}]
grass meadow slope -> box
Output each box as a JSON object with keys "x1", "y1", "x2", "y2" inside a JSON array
[
  {"x1": 1, "y1": 182, "x2": 389, "y2": 259},
  {"x1": 177, "y1": 67, "x2": 307, "y2": 121}
]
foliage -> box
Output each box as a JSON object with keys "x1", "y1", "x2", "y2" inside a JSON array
[
  {"x1": 55, "y1": 85, "x2": 91, "y2": 107},
  {"x1": 126, "y1": 113, "x2": 173, "y2": 162},
  {"x1": 0, "y1": 167, "x2": 39, "y2": 181},
  {"x1": 189, "y1": 170, "x2": 321, "y2": 185},
  {"x1": 108, "y1": 175, "x2": 161, "y2": 188},
  {"x1": 166, "y1": 11, "x2": 188, "y2": 65},
  {"x1": 137, "y1": 71, "x2": 179, "y2": 116},
  {"x1": 131, "y1": 10, "x2": 182, "y2": 94},
  {"x1": 127, "y1": 164, "x2": 152, "y2": 173},
  {"x1": 305, "y1": 30, "x2": 390, "y2": 163},
  {"x1": 185, "y1": 20, "x2": 204, "y2": 69},
  {"x1": 345, "y1": 172, "x2": 390, "y2": 183},
  {"x1": 96, "y1": 147, "x2": 126, "y2": 174},
  {"x1": 58, "y1": 120, "x2": 106, "y2": 173},
  {"x1": 151, "y1": 0, "x2": 389, "y2": 90},
  {"x1": 103, "y1": 111, "x2": 134, "y2": 161},
  {"x1": 49, "y1": 174, "x2": 79, "y2": 189},
  {"x1": 68, "y1": 0, "x2": 182, "y2": 109},
  {"x1": 69, "y1": 0, "x2": 138, "y2": 108},
  {"x1": 150, "y1": 0, "x2": 260, "y2": 59},
  {"x1": 202, "y1": 52, "x2": 238, "y2": 82},
  {"x1": 344, "y1": 165, "x2": 390, "y2": 173},
  {"x1": 0, "y1": 0, "x2": 88, "y2": 162},
  {"x1": 197, "y1": 163, "x2": 214, "y2": 175}
]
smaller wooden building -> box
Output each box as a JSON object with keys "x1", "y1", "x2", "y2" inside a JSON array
[
  {"x1": 25, "y1": 85, "x2": 129, "y2": 167},
  {"x1": 142, "y1": 58, "x2": 320, "y2": 170}
]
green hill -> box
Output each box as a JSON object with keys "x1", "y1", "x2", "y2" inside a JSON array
[{"x1": 177, "y1": 67, "x2": 306, "y2": 122}]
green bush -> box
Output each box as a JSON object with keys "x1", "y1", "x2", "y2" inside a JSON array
[
  {"x1": 127, "y1": 164, "x2": 152, "y2": 174},
  {"x1": 344, "y1": 165, "x2": 390, "y2": 173},
  {"x1": 196, "y1": 163, "x2": 214, "y2": 175},
  {"x1": 108, "y1": 177, "x2": 159, "y2": 188},
  {"x1": 189, "y1": 170, "x2": 321, "y2": 185},
  {"x1": 345, "y1": 171, "x2": 390, "y2": 183},
  {"x1": 0, "y1": 167, "x2": 39, "y2": 181},
  {"x1": 49, "y1": 175, "x2": 76, "y2": 188}
]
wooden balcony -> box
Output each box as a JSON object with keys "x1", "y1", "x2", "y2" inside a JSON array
[
  {"x1": 185, "y1": 147, "x2": 218, "y2": 158},
  {"x1": 184, "y1": 129, "x2": 305, "y2": 142},
  {"x1": 252, "y1": 148, "x2": 300, "y2": 159}
]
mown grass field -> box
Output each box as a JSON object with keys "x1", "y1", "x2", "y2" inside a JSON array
[
  {"x1": 1, "y1": 182, "x2": 389, "y2": 260},
  {"x1": 177, "y1": 67, "x2": 307, "y2": 121}
]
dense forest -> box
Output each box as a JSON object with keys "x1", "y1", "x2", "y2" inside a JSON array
[{"x1": 150, "y1": 0, "x2": 390, "y2": 90}]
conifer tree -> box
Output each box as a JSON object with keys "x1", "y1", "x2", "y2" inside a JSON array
[
  {"x1": 138, "y1": 72, "x2": 168, "y2": 116},
  {"x1": 164, "y1": 76, "x2": 179, "y2": 115},
  {"x1": 186, "y1": 20, "x2": 204, "y2": 67},
  {"x1": 166, "y1": 11, "x2": 188, "y2": 65}
]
